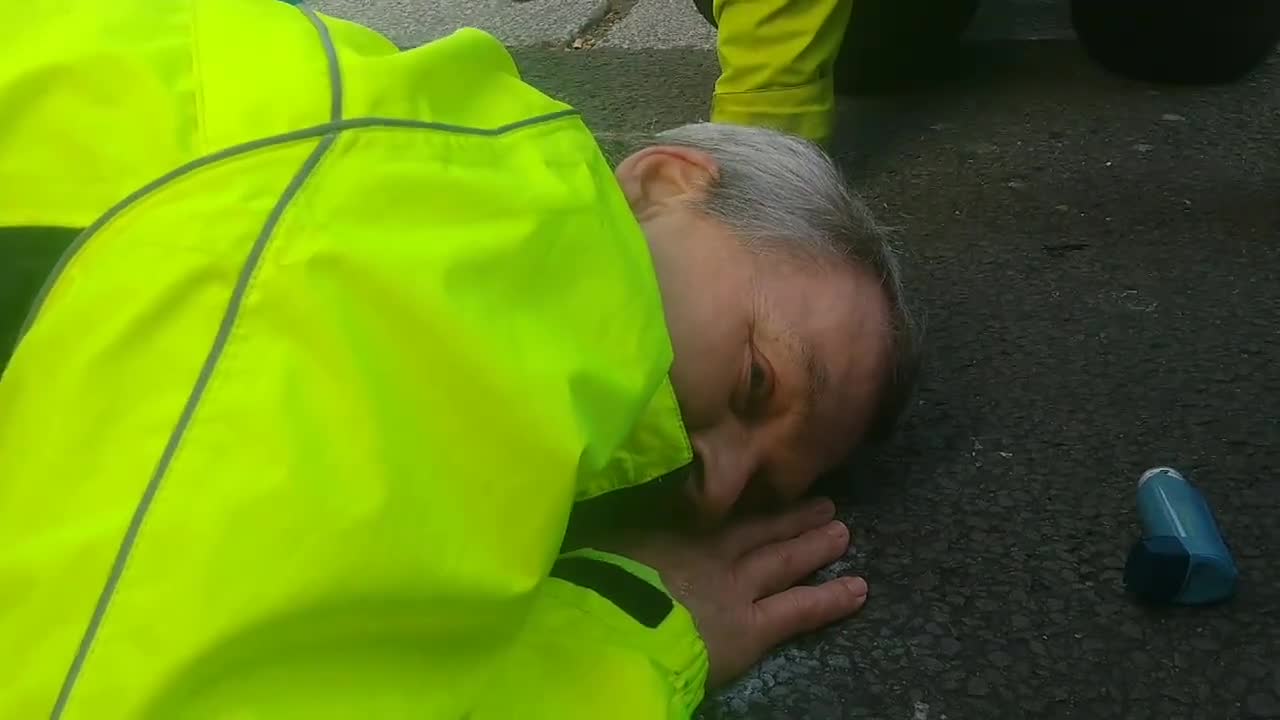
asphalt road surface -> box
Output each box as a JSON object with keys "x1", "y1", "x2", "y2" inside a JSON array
[{"x1": 3, "y1": 0, "x2": 1278, "y2": 718}]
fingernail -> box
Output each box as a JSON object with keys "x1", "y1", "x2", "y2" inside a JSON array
[
  {"x1": 826, "y1": 520, "x2": 848, "y2": 538},
  {"x1": 844, "y1": 577, "x2": 869, "y2": 598}
]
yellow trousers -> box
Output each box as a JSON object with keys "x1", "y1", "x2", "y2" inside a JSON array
[{"x1": 710, "y1": 0, "x2": 853, "y2": 145}]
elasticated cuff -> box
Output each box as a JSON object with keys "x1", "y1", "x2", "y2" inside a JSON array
[
  {"x1": 550, "y1": 548, "x2": 710, "y2": 715},
  {"x1": 710, "y1": 82, "x2": 836, "y2": 147}
]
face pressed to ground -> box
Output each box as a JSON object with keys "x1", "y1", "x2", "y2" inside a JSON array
[{"x1": 613, "y1": 145, "x2": 895, "y2": 530}]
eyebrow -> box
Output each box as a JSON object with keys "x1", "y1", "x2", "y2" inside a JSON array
[{"x1": 798, "y1": 338, "x2": 829, "y2": 424}]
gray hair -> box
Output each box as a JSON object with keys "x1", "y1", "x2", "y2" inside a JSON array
[{"x1": 615, "y1": 122, "x2": 921, "y2": 448}]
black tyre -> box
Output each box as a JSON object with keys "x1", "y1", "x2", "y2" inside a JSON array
[
  {"x1": 1071, "y1": 0, "x2": 1280, "y2": 85},
  {"x1": 692, "y1": 0, "x2": 981, "y2": 94}
]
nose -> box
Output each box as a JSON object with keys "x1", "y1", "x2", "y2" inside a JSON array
[{"x1": 684, "y1": 433, "x2": 758, "y2": 528}]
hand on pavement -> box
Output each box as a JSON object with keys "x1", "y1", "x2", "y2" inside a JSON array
[{"x1": 601, "y1": 496, "x2": 868, "y2": 688}]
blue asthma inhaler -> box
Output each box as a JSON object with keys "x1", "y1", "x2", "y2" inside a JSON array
[{"x1": 1123, "y1": 467, "x2": 1239, "y2": 605}]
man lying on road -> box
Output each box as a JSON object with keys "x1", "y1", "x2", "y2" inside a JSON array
[{"x1": 0, "y1": 0, "x2": 919, "y2": 717}]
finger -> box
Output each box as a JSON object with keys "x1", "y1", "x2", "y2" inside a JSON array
[
  {"x1": 736, "y1": 520, "x2": 850, "y2": 597},
  {"x1": 752, "y1": 577, "x2": 869, "y2": 650},
  {"x1": 721, "y1": 496, "x2": 836, "y2": 557}
]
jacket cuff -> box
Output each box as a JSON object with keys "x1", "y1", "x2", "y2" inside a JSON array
[
  {"x1": 710, "y1": 82, "x2": 835, "y2": 147},
  {"x1": 548, "y1": 548, "x2": 710, "y2": 714}
]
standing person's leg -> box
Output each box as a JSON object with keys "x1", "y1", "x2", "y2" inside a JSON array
[{"x1": 710, "y1": 0, "x2": 853, "y2": 146}]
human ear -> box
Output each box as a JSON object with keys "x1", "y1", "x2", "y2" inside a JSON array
[{"x1": 614, "y1": 145, "x2": 720, "y2": 219}]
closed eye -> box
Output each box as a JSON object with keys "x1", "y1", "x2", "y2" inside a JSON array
[
  {"x1": 749, "y1": 360, "x2": 767, "y2": 397},
  {"x1": 742, "y1": 348, "x2": 774, "y2": 416}
]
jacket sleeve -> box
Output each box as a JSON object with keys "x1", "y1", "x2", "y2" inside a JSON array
[
  {"x1": 474, "y1": 550, "x2": 710, "y2": 719},
  {"x1": 139, "y1": 551, "x2": 711, "y2": 720},
  {"x1": 710, "y1": 0, "x2": 853, "y2": 144}
]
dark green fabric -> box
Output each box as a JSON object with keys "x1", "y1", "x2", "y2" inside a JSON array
[{"x1": 0, "y1": 226, "x2": 80, "y2": 372}]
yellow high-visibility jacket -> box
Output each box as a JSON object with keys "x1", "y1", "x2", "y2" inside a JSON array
[
  {"x1": 0, "y1": 1, "x2": 708, "y2": 717},
  {"x1": 711, "y1": 0, "x2": 852, "y2": 144}
]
